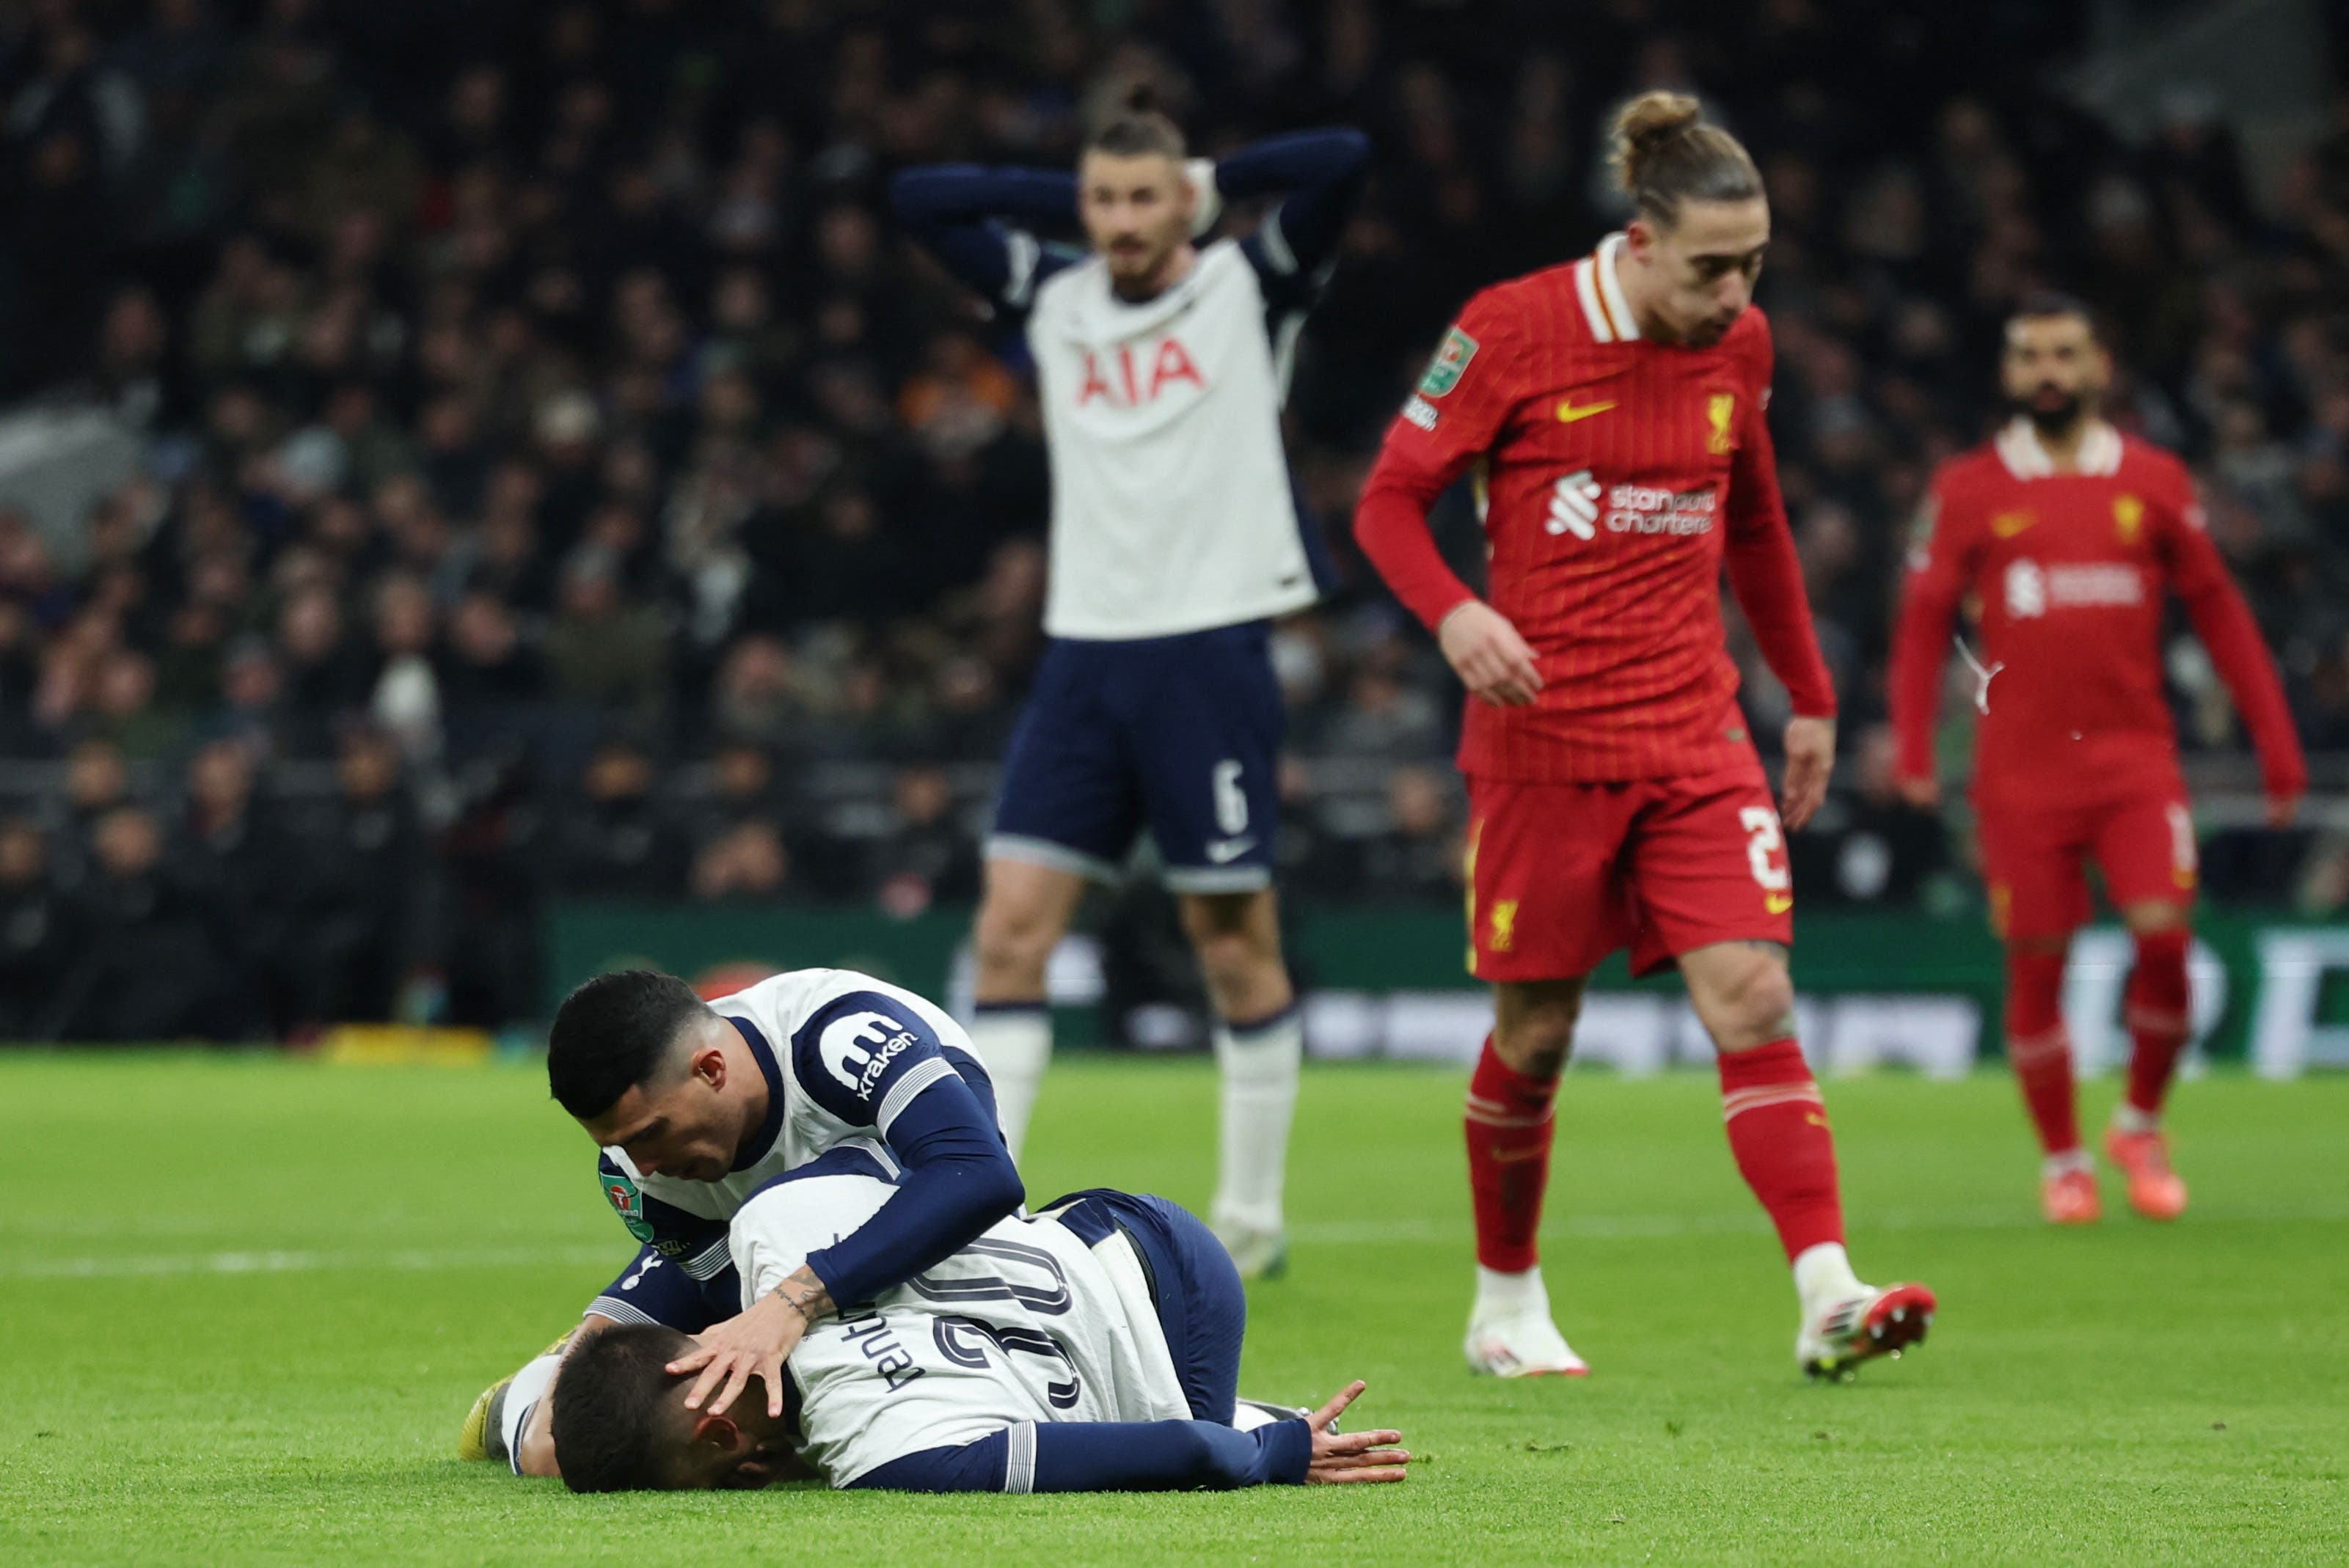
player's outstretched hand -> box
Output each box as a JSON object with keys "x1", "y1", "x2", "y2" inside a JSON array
[
  {"x1": 1303, "y1": 1380, "x2": 1411, "y2": 1484},
  {"x1": 1897, "y1": 774, "x2": 1940, "y2": 811},
  {"x1": 1439, "y1": 601, "x2": 1543, "y2": 708},
  {"x1": 666, "y1": 1289, "x2": 812, "y2": 1420},
  {"x1": 1779, "y1": 715, "x2": 1836, "y2": 831}
]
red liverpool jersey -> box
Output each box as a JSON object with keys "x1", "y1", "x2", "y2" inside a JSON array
[
  {"x1": 1890, "y1": 419, "x2": 2304, "y2": 810},
  {"x1": 1354, "y1": 234, "x2": 1834, "y2": 783}
]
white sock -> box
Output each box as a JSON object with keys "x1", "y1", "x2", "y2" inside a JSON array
[
  {"x1": 1792, "y1": 1241, "x2": 1865, "y2": 1316},
  {"x1": 1211, "y1": 1005, "x2": 1303, "y2": 1234},
  {"x1": 1473, "y1": 1263, "x2": 1551, "y2": 1321},
  {"x1": 2042, "y1": 1148, "x2": 2094, "y2": 1179},
  {"x1": 2111, "y1": 1102, "x2": 2160, "y2": 1135},
  {"x1": 967, "y1": 1005, "x2": 1051, "y2": 1160}
]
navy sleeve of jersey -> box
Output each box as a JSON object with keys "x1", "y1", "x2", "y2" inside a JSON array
[
  {"x1": 1226, "y1": 128, "x2": 1370, "y2": 309},
  {"x1": 800, "y1": 1065, "x2": 1023, "y2": 1308},
  {"x1": 849, "y1": 1418, "x2": 1312, "y2": 1492},
  {"x1": 584, "y1": 1242, "x2": 741, "y2": 1333},
  {"x1": 889, "y1": 166, "x2": 1084, "y2": 320},
  {"x1": 781, "y1": 994, "x2": 1020, "y2": 1305},
  {"x1": 789, "y1": 991, "x2": 968, "y2": 1136}
]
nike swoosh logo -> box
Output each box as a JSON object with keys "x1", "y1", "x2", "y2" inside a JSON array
[
  {"x1": 1556, "y1": 400, "x2": 1618, "y2": 424},
  {"x1": 1766, "y1": 893, "x2": 1794, "y2": 915},
  {"x1": 1489, "y1": 1146, "x2": 1547, "y2": 1163},
  {"x1": 1205, "y1": 838, "x2": 1257, "y2": 865}
]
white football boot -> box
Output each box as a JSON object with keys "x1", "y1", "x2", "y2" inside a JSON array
[
  {"x1": 1464, "y1": 1267, "x2": 1588, "y2": 1377},
  {"x1": 1797, "y1": 1282, "x2": 1937, "y2": 1381}
]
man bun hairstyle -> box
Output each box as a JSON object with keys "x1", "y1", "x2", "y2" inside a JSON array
[
  {"x1": 1610, "y1": 89, "x2": 1762, "y2": 229},
  {"x1": 1084, "y1": 78, "x2": 1186, "y2": 161},
  {"x1": 552, "y1": 1323, "x2": 696, "y2": 1492},
  {"x1": 547, "y1": 968, "x2": 713, "y2": 1121}
]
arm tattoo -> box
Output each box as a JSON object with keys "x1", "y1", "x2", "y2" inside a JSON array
[{"x1": 774, "y1": 1266, "x2": 834, "y2": 1322}]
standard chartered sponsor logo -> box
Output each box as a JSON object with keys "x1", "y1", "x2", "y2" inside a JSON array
[
  {"x1": 2004, "y1": 557, "x2": 2143, "y2": 618},
  {"x1": 1549, "y1": 476, "x2": 1717, "y2": 541},
  {"x1": 2046, "y1": 563, "x2": 2145, "y2": 607}
]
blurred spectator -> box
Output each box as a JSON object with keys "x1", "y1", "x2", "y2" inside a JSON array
[
  {"x1": 289, "y1": 728, "x2": 429, "y2": 1030},
  {"x1": 62, "y1": 805, "x2": 241, "y2": 1041},
  {"x1": 1787, "y1": 725, "x2": 1951, "y2": 909},
  {"x1": 869, "y1": 763, "x2": 980, "y2": 917},
  {"x1": 367, "y1": 573, "x2": 442, "y2": 764},
  {"x1": 439, "y1": 748, "x2": 544, "y2": 1030},
  {"x1": 43, "y1": 737, "x2": 134, "y2": 887},
  {"x1": 541, "y1": 550, "x2": 668, "y2": 722},
  {"x1": 709, "y1": 634, "x2": 807, "y2": 747},
  {"x1": 0, "y1": 819, "x2": 77, "y2": 1038},
  {"x1": 692, "y1": 818, "x2": 792, "y2": 902},
  {"x1": 171, "y1": 736, "x2": 291, "y2": 1030},
  {"x1": 1352, "y1": 765, "x2": 1464, "y2": 905},
  {"x1": 552, "y1": 738, "x2": 688, "y2": 900}
]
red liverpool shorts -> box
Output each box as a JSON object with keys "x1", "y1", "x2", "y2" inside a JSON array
[
  {"x1": 1464, "y1": 762, "x2": 1795, "y2": 982},
  {"x1": 1977, "y1": 788, "x2": 2199, "y2": 942}
]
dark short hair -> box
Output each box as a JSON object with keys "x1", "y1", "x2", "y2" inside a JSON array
[
  {"x1": 552, "y1": 1322, "x2": 695, "y2": 1492},
  {"x1": 546, "y1": 970, "x2": 711, "y2": 1121},
  {"x1": 2008, "y1": 290, "x2": 2099, "y2": 340}
]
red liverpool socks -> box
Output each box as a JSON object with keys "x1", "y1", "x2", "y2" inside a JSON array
[
  {"x1": 2004, "y1": 948, "x2": 2081, "y2": 1158},
  {"x1": 1717, "y1": 1039, "x2": 1845, "y2": 1261},
  {"x1": 1464, "y1": 1036, "x2": 1560, "y2": 1274},
  {"x1": 2123, "y1": 929, "x2": 2192, "y2": 1121}
]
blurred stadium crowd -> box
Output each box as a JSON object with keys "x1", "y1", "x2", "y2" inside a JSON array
[{"x1": 3, "y1": 1, "x2": 2348, "y2": 1036}]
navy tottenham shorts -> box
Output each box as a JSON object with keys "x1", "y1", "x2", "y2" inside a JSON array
[{"x1": 990, "y1": 623, "x2": 1283, "y2": 894}]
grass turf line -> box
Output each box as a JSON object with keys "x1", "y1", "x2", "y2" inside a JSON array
[{"x1": 0, "y1": 1053, "x2": 2343, "y2": 1566}]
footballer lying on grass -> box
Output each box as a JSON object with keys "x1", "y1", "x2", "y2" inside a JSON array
[{"x1": 527, "y1": 1144, "x2": 1408, "y2": 1492}]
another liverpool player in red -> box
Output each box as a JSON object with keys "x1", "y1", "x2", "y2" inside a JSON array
[
  {"x1": 1354, "y1": 93, "x2": 1935, "y2": 1381},
  {"x1": 1890, "y1": 297, "x2": 2304, "y2": 1226}
]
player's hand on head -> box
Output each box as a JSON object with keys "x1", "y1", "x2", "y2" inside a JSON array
[
  {"x1": 666, "y1": 1287, "x2": 815, "y2": 1420},
  {"x1": 1303, "y1": 1380, "x2": 1411, "y2": 1484},
  {"x1": 1778, "y1": 716, "x2": 1835, "y2": 831},
  {"x1": 1439, "y1": 601, "x2": 1543, "y2": 708}
]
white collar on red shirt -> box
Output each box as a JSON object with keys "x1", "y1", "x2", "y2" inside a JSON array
[
  {"x1": 1995, "y1": 416, "x2": 2122, "y2": 479},
  {"x1": 1574, "y1": 233, "x2": 1641, "y2": 343}
]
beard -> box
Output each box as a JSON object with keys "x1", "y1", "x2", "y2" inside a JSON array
[
  {"x1": 1104, "y1": 235, "x2": 1180, "y2": 298},
  {"x1": 2014, "y1": 388, "x2": 2086, "y2": 436}
]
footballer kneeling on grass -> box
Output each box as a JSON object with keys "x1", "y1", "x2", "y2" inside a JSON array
[{"x1": 512, "y1": 1146, "x2": 1406, "y2": 1492}]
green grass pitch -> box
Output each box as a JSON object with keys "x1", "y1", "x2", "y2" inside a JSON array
[{"x1": 2, "y1": 1053, "x2": 2344, "y2": 1566}]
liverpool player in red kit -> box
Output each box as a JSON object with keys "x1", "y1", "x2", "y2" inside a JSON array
[
  {"x1": 1890, "y1": 298, "x2": 2304, "y2": 1226},
  {"x1": 1355, "y1": 93, "x2": 1934, "y2": 1381}
]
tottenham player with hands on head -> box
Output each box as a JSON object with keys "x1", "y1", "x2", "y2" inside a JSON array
[
  {"x1": 549, "y1": 1149, "x2": 1409, "y2": 1493},
  {"x1": 888, "y1": 91, "x2": 1370, "y2": 1278},
  {"x1": 459, "y1": 965, "x2": 1023, "y2": 1478},
  {"x1": 1355, "y1": 93, "x2": 1935, "y2": 1381},
  {"x1": 1890, "y1": 296, "x2": 2304, "y2": 1226}
]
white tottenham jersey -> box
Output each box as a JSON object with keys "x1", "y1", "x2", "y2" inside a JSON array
[
  {"x1": 595, "y1": 969, "x2": 982, "y2": 1287},
  {"x1": 1026, "y1": 239, "x2": 1318, "y2": 640},
  {"x1": 731, "y1": 1157, "x2": 1191, "y2": 1488}
]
